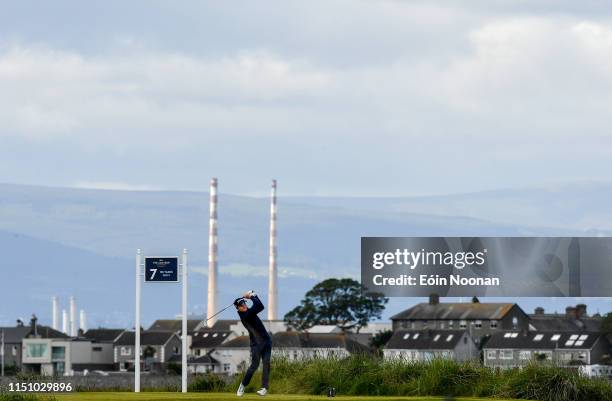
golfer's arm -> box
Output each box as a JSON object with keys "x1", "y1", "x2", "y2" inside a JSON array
[{"x1": 250, "y1": 295, "x2": 265, "y2": 314}]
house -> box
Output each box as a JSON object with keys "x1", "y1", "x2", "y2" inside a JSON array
[
  {"x1": 148, "y1": 319, "x2": 202, "y2": 333},
  {"x1": 188, "y1": 354, "x2": 220, "y2": 374},
  {"x1": 210, "y1": 332, "x2": 371, "y2": 375},
  {"x1": 20, "y1": 315, "x2": 72, "y2": 376},
  {"x1": 391, "y1": 295, "x2": 530, "y2": 344},
  {"x1": 113, "y1": 331, "x2": 181, "y2": 372},
  {"x1": 529, "y1": 305, "x2": 601, "y2": 332},
  {"x1": 579, "y1": 364, "x2": 612, "y2": 379},
  {"x1": 271, "y1": 332, "x2": 370, "y2": 360},
  {"x1": 81, "y1": 329, "x2": 125, "y2": 371},
  {"x1": 209, "y1": 335, "x2": 250, "y2": 374},
  {"x1": 483, "y1": 331, "x2": 610, "y2": 369},
  {"x1": 0, "y1": 323, "x2": 31, "y2": 373},
  {"x1": 383, "y1": 330, "x2": 479, "y2": 362},
  {"x1": 190, "y1": 330, "x2": 233, "y2": 357}
]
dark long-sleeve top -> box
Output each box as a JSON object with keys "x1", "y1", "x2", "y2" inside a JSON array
[{"x1": 237, "y1": 295, "x2": 271, "y2": 346}]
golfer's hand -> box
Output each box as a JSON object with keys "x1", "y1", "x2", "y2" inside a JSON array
[{"x1": 243, "y1": 290, "x2": 254, "y2": 299}]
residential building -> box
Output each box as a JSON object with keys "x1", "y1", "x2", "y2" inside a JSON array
[
  {"x1": 81, "y1": 328, "x2": 125, "y2": 371},
  {"x1": 483, "y1": 331, "x2": 610, "y2": 369},
  {"x1": 113, "y1": 331, "x2": 181, "y2": 372},
  {"x1": 190, "y1": 330, "x2": 233, "y2": 357},
  {"x1": 0, "y1": 324, "x2": 30, "y2": 372},
  {"x1": 390, "y1": 295, "x2": 530, "y2": 344},
  {"x1": 383, "y1": 330, "x2": 479, "y2": 362},
  {"x1": 529, "y1": 305, "x2": 601, "y2": 332}
]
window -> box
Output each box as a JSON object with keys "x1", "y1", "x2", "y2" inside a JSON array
[
  {"x1": 212, "y1": 333, "x2": 218, "y2": 337},
  {"x1": 403, "y1": 333, "x2": 410, "y2": 340},
  {"x1": 92, "y1": 347, "x2": 103, "y2": 352},
  {"x1": 12, "y1": 346, "x2": 17, "y2": 356},
  {"x1": 440, "y1": 322, "x2": 445, "y2": 329},
  {"x1": 559, "y1": 352, "x2": 571, "y2": 361},
  {"x1": 569, "y1": 334, "x2": 579, "y2": 340},
  {"x1": 446, "y1": 334, "x2": 454, "y2": 342},
  {"x1": 203, "y1": 333, "x2": 209, "y2": 338},
  {"x1": 223, "y1": 363, "x2": 230, "y2": 372},
  {"x1": 490, "y1": 321, "x2": 498, "y2": 329},
  {"x1": 120, "y1": 346, "x2": 131, "y2": 356},
  {"x1": 448, "y1": 320, "x2": 454, "y2": 328},
  {"x1": 519, "y1": 351, "x2": 531, "y2": 360},
  {"x1": 51, "y1": 346, "x2": 65, "y2": 360},
  {"x1": 486, "y1": 350, "x2": 497, "y2": 359},
  {"x1": 533, "y1": 334, "x2": 544, "y2": 342},
  {"x1": 578, "y1": 334, "x2": 588, "y2": 341},
  {"x1": 565, "y1": 340, "x2": 576, "y2": 347},
  {"x1": 474, "y1": 320, "x2": 482, "y2": 329},
  {"x1": 512, "y1": 317, "x2": 518, "y2": 330},
  {"x1": 459, "y1": 320, "x2": 467, "y2": 329},
  {"x1": 433, "y1": 334, "x2": 440, "y2": 342},
  {"x1": 173, "y1": 346, "x2": 180, "y2": 354},
  {"x1": 550, "y1": 334, "x2": 561, "y2": 341},
  {"x1": 413, "y1": 333, "x2": 419, "y2": 339},
  {"x1": 504, "y1": 333, "x2": 518, "y2": 338},
  {"x1": 500, "y1": 350, "x2": 514, "y2": 360},
  {"x1": 574, "y1": 340, "x2": 585, "y2": 347},
  {"x1": 26, "y1": 343, "x2": 48, "y2": 358}
]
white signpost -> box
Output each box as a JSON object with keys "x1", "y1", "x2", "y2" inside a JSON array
[{"x1": 135, "y1": 249, "x2": 189, "y2": 393}]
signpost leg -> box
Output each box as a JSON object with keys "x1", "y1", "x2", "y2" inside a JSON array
[
  {"x1": 181, "y1": 249, "x2": 188, "y2": 393},
  {"x1": 135, "y1": 249, "x2": 142, "y2": 393}
]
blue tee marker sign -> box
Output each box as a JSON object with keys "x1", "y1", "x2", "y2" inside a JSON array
[{"x1": 145, "y1": 257, "x2": 179, "y2": 282}]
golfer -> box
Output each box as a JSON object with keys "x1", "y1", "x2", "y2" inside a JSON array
[{"x1": 235, "y1": 290, "x2": 272, "y2": 397}]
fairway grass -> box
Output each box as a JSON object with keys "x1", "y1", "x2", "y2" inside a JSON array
[{"x1": 45, "y1": 392, "x2": 524, "y2": 401}]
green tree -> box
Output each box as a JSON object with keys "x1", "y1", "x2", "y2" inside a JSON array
[
  {"x1": 370, "y1": 329, "x2": 393, "y2": 353},
  {"x1": 284, "y1": 278, "x2": 388, "y2": 332}
]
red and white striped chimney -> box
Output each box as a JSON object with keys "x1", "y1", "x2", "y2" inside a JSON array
[
  {"x1": 207, "y1": 178, "x2": 219, "y2": 326},
  {"x1": 268, "y1": 179, "x2": 278, "y2": 320}
]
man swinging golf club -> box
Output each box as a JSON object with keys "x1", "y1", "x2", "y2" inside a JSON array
[{"x1": 235, "y1": 290, "x2": 272, "y2": 397}]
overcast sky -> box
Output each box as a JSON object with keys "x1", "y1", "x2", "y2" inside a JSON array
[{"x1": 1, "y1": 1, "x2": 612, "y2": 196}]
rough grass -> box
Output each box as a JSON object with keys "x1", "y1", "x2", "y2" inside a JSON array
[
  {"x1": 229, "y1": 355, "x2": 612, "y2": 401},
  {"x1": 26, "y1": 394, "x2": 522, "y2": 401}
]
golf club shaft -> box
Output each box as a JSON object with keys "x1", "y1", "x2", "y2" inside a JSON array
[{"x1": 205, "y1": 302, "x2": 234, "y2": 321}]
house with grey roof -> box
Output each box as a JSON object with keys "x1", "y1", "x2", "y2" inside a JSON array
[
  {"x1": 190, "y1": 330, "x2": 233, "y2": 357},
  {"x1": 528, "y1": 305, "x2": 601, "y2": 332},
  {"x1": 0, "y1": 324, "x2": 31, "y2": 372},
  {"x1": 383, "y1": 329, "x2": 479, "y2": 362},
  {"x1": 391, "y1": 295, "x2": 530, "y2": 345},
  {"x1": 80, "y1": 329, "x2": 125, "y2": 371},
  {"x1": 271, "y1": 331, "x2": 370, "y2": 360},
  {"x1": 113, "y1": 331, "x2": 181, "y2": 372},
  {"x1": 210, "y1": 332, "x2": 370, "y2": 375},
  {"x1": 483, "y1": 331, "x2": 610, "y2": 369}
]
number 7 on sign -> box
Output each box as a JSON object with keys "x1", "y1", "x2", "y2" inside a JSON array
[{"x1": 149, "y1": 268, "x2": 157, "y2": 280}]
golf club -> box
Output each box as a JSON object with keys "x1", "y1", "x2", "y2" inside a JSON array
[{"x1": 204, "y1": 302, "x2": 236, "y2": 323}]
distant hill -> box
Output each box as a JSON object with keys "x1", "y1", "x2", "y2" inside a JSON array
[
  {"x1": 1, "y1": 182, "x2": 609, "y2": 328},
  {"x1": 287, "y1": 181, "x2": 612, "y2": 232}
]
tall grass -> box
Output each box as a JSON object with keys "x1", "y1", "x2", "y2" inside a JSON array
[{"x1": 223, "y1": 354, "x2": 612, "y2": 401}]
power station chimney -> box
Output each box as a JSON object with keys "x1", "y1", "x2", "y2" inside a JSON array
[
  {"x1": 61, "y1": 309, "x2": 68, "y2": 334},
  {"x1": 79, "y1": 310, "x2": 87, "y2": 333},
  {"x1": 268, "y1": 179, "x2": 278, "y2": 321},
  {"x1": 69, "y1": 296, "x2": 77, "y2": 337},
  {"x1": 52, "y1": 296, "x2": 60, "y2": 331},
  {"x1": 207, "y1": 178, "x2": 219, "y2": 327}
]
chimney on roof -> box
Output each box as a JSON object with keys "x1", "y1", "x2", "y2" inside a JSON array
[
  {"x1": 565, "y1": 306, "x2": 576, "y2": 319},
  {"x1": 575, "y1": 304, "x2": 587, "y2": 319},
  {"x1": 429, "y1": 294, "x2": 440, "y2": 305},
  {"x1": 534, "y1": 307, "x2": 545, "y2": 315},
  {"x1": 30, "y1": 314, "x2": 38, "y2": 337}
]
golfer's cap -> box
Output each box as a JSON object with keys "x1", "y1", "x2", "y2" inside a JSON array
[{"x1": 234, "y1": 297, "x2": 247, "y2": 307}]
